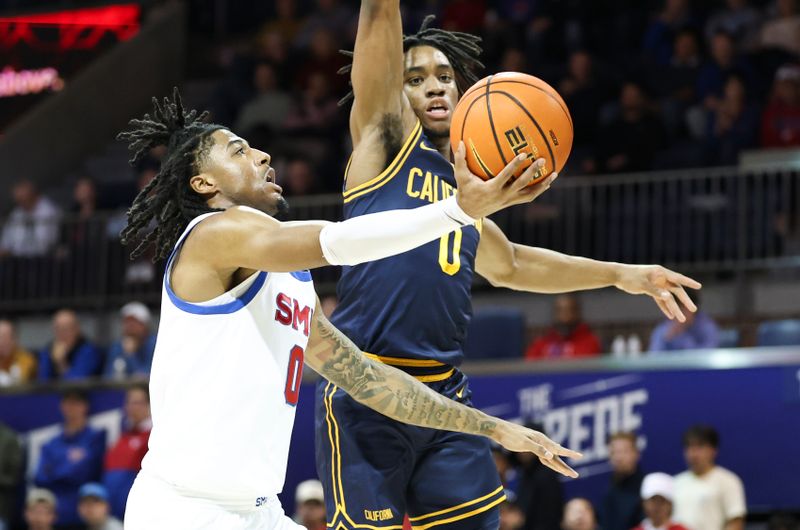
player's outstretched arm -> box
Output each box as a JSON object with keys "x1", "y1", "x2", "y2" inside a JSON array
[
  {"x1": 304, "y1": 300, "x2": 582, "y2": 478},
  {"x1": 189, "y1": 144, "x2": 555, "y2": 273},
  {"x1": 475, "y1": 219, "x2": 702, "y2": 322}
]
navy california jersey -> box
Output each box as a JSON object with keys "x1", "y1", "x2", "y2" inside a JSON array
[{"x1": 332, "y1": 120, "x2": 481, "y2": 367}]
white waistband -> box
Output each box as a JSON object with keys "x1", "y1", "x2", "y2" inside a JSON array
[{"x1": 139, "y1": 470, "x2": 277, "y2": 513}]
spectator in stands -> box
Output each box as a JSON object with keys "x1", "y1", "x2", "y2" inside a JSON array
[
  {"x1": 259, "y1": 0, "x2": 304, "y2": 44},
  {"x1": 104, "y1": 302, "x2": 156, "y2": 379},
  {"x1": 284, "y1": 72, "x2": 340, "y2": 137},
  {"x1": 38, "y1": 309, "x2": 103, "y2": 381},
  {"x1": 560, "y1": 51, "x2": 606, "y2": 149},
  {"x1": 655, "y1": 29, "x2": 702, "y2": 138},
  {"x1": 513, "y1": 424, "x2": 564, "y2": 530},
  {"x1": 500, "y1": 48, "x2": 528, "y2": 73},
  {"x1": 760, "y1": 0, "x2": 800, "y2": 57},
  {"x1": 562, "y1": 498, "x2": 599, "y2": 530},
  {"x1": 24, "y1": 488, "x2": 57, "y2": 530},
  {"x1": 0, "y1": 179, "x2": 60, "y2": 258},
  {"x1": 633, "y1": 473, "x2": 689, "y2": 530},
  {"x1": 695, "y1": 32, "x2": 756, "y2": 114},
  {"x1": 0, "y1": 421, "x2": 23, "y2": 530},
  {"x1": 704, "y1": 0, "x2": 762, "y2": 51},
  {"x1": 76, "y1": 483, "x2": 122, "y2": 530},
  {"x1": 253, "y1": 30, "x2": 292, "y2": 84},
  {"x1": 34, "y1": 390, "x2": 106, "y2": 529},
  {"x1": 761, "y1": 64, "x2": 800, "y2": 147},
  {"x1": 0, "y1": 319, "x2": 37, "y2": 385},
  {"x1": 642, "y1": 0, "x2": 698, "y2": 66},
  {"x1": 103, "y1": 384, "x2": 151, "y2": 519},
  {"x1": 293, "y1": 479, "x2": 325, "y2": 530},
  {"x1": 526, "y1": 294, "x2": 601, "y2": 360},
  {"x1": 59, "y1": 178, "x2": 103, "y2": 254},
  {"x1": 587, "y1": 82, "x2": 667, "y2": 173},
  {"x1": 649, "y1": 292, "x2": 719, "y2": 351},
  {"x1": 234, "y1": 62, "x2": 292, "y2": 139},
  {"x1": 294, "y1": 28, "x2": 349, "y2": 94},
  {"x1": 673, "y1": 426, "x2": 746, "y2": 530},
  {"x1": 599, "y1": 432, "x2": 644, "y2": 530},
  {"x1": 281, "y1": 159, "x2": 319, "y2": 197},
  {"x1": 705, "y1": 75, "x2": 760, "y2": 165},
  {"x1": 293, "y1": 0, "x2": 356, "y2": 51}
]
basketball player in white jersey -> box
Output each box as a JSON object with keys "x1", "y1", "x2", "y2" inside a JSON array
[{"x1": 117, "y1": 91, "x2": 578, "y2": 529}]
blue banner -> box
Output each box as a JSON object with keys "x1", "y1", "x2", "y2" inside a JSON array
[{"x1": 3, "y1": 357, "x2": 799, "y2": 518}]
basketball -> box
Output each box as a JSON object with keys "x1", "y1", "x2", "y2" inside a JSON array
[{"x1": 449, "y1": 72, "x2": 573, "y2": 184}]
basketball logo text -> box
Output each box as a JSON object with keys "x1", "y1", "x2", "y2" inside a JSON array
[{"x1": 504, "y1": 126, "x2": 533, "y2": 159}]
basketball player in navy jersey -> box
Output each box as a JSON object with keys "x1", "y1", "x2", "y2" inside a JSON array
[{"x1": 317, "y1": 3, "x2": 702, "y2": 529}]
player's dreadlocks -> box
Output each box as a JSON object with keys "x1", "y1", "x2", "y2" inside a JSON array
[
  {"x1": 117, "y1": 87, "x2": 225, "y2": 261},
  {"x1": 338, "y1": 14, "x2": 484, "y2": 106}
]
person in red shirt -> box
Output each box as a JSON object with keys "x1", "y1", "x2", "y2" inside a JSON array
[
  {"x1": 632, "y1": 473, "x2": 689, "y2": 530},
  {"x1": 525, "y1": 294, "x2": 602, "y2": 360},
  {"x1": 102, "y1": 384, "x2": 151, "y2": 519},
  {"x1": 761, "y1": 64, "x2": 800, "y2": 148}
]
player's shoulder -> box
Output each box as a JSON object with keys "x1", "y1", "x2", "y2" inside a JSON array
[
  {"x1": 709, "y1": 466, "x2": 742, "y2": 484},
  {"x1": 188, "y1": 207, "x2": 276, "y2": 244}
]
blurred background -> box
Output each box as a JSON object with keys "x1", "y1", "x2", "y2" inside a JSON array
[{"x1": 0, "y1": 0, "x2": 799, "y2": 529}]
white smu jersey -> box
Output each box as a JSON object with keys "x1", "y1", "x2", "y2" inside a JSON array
[{"x1": 141, "y1": 208, "x2": 317, "y2": 508}]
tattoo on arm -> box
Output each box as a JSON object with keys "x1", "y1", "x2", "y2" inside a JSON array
[{"x1": 309, "y1": 315, "x2": 498, "y2": 437}]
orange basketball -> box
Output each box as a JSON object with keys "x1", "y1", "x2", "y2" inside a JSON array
[{"x1": 450, "y1": 72, "x2": 573, "y2": 184}]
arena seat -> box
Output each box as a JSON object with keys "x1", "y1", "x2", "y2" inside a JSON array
[
  {"x1": 756, "y1": 319, "x2": 800, "y2": 347},
  {"x1": 464, "y1": 308, "x2": 525, "y2": 359}
]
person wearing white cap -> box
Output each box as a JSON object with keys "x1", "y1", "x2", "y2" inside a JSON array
[
  {"x1": 632, "y1": 473, "x2": 689, "y2": 530},
  {"x1": 103, "y1": 302, "x2": 157, "y2": 379},
  {"x1": 293, "y1": 480, "x2": 325, "y2": 530},
  {"x1": 24, "y1": 488, "x2": 57, "y2": 530}
]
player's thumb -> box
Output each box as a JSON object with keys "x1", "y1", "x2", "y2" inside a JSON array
[{"x1": 453, "y1": 141, "x2": 470, "y2": 185}]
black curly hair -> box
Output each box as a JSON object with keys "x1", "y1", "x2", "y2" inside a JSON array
[
  {"x1": 117, "y1": 88, "x2": 225, "y2": 261},
  {"x1": 338, "y1": 14, "x2": 484, "y2": 106}
]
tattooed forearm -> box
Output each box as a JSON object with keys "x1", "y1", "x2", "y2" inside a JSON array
[{"x1": 305, "y1": 311, "x2": 498, "y2": 438}]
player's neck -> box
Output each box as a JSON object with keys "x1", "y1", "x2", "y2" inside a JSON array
[{"x1": 429, "y1": 135, "x2": 451, "y2": 159}]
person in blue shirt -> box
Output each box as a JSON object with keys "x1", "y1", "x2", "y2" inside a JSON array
[
  {"x1": 38, "y1": 310, "x2": 103, "y2": 381},
  {"x1": 649, "y1": 292, "x2": 719, "y2": 352},
  {"x1": 34, "y1": 390, "x2": 106, "y2": 529},
  {"x1": 103, "y1": 302, "x2": 156, "y2": 379}
]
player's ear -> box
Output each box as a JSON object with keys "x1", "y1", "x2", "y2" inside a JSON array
[{"x1": 189, "y1": 173, "x2": 218, "y2": 196}]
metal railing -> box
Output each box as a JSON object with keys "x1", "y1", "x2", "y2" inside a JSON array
[{"x1": 0, "y1": 166, "x2": 798, "y2": 312}]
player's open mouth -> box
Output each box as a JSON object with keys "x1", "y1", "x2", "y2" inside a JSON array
[
  {"x1": 426, "y1": 99, "x2": 450, "y2": 120},
  {"x1": 264, "y1": 167, "x2": 276, "y2": 183}
]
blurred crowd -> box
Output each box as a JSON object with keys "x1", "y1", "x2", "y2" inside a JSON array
[
  {"x1": 491, "y1": 425, "x2": 800, "y2": 530},
  {"x1": 199, "y1": 0, "x2": 800, "y2": 196}
]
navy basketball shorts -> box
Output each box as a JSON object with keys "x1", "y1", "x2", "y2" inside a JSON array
[{"x1": 314, "y1": 371, "x2": 505, "y2": 530}]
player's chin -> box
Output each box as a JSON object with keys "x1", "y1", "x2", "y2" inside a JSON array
[{"x1": 422, "y1": 119, "x2": 451, "y2": 139}]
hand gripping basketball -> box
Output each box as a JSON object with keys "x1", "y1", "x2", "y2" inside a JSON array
[{"x1": 454, "y1": 141, "x2": 558, "y2": 220}]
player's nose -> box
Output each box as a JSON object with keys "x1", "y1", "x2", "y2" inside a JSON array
[
  {"x1": 255, "y1": 149, "x2": 271, "y2": 165},
  {"x1": 425, "y1": 80, "x2": 446, "y2": 97}
]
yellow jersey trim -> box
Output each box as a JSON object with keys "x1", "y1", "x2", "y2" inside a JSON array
[
  {"x1": 414, "y1": 369, "x2": 455, "y2": 383},
  {"x1": 408, "y1": 485, "x2": 505, "y2": 522},
  {"x1": 343, "y1": 121, "x2": 422, "y2": 204},
  {"x1": 363, "y1": 352, "x2": 446, "y2": 367},
  {"x1": 324, "y1": 383, "x2": 406, "y2": 530},
  {"x1": 410, "y1": 495, "x2": 506, "y2": 530}
]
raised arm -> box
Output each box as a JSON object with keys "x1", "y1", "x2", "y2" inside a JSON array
[
  {"x1": 349, "y1": 0, "x2": 406, "y2": 140},
  {"x1": 304, "y1": 298, "x2": 581, "y2": 477},
  {"x1": 475, "y1": 219, "x2": 702, "y2": 321}
]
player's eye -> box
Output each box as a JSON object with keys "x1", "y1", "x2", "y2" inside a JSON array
[
  {"x1": 408, "y1": 77, "x2": 422, "y2": 86},
  {"x1": 237, "y1": 147, "x2": 246, "y2": 156},
  {"x1": 440, "y1": 74, "x2": 453, "y2": 82}
]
